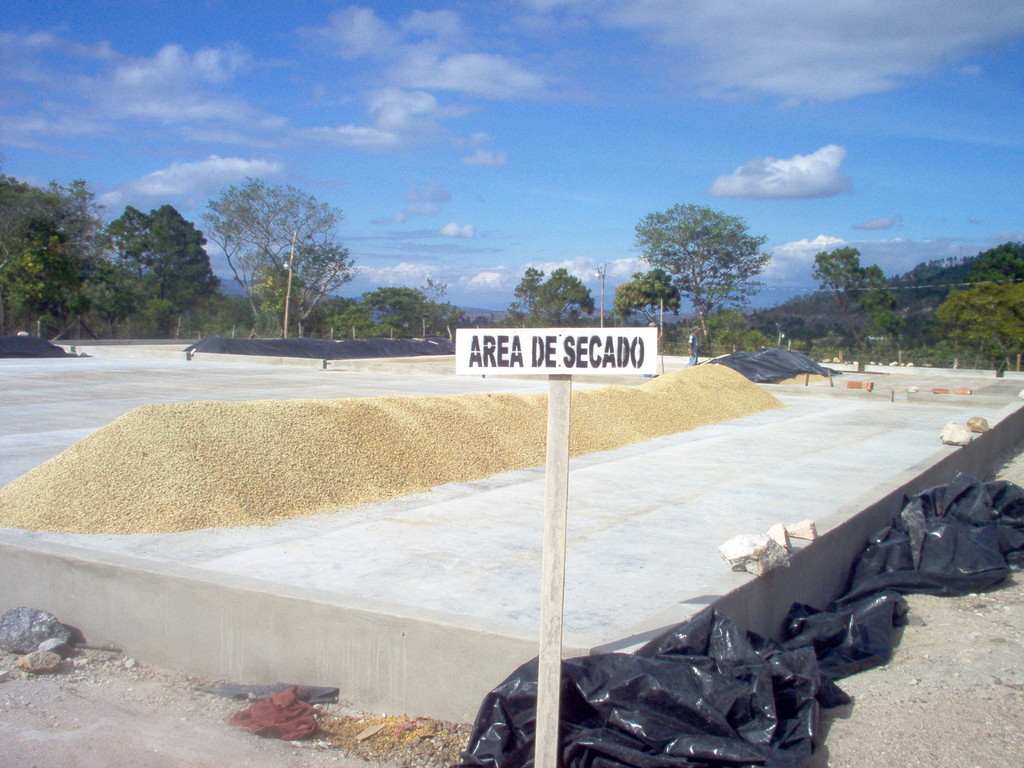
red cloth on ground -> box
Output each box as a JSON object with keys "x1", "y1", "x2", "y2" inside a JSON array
[{"x1": 228, "y1": 686, "x2": 319, "y2": 740}]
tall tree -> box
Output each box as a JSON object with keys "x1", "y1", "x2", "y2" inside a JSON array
[
  {"x1": 812, "y1": 247, "x2": 897, "y2": 343},
  {"x1": 204, "y1": 179, "x2": 354, "y2": 334},
  {"x1": 0, "y1": 175, "x2": 104, "y2": 334},
  {"x1": 613, "y1": 268, "x2": 680, "y2": 324},
  {"x1": 107, "y1": 205, "x2": 219, "y2": 335},
  {"x1": 634, "y1": 204, "x2": 769, "y2": 342},
  {"x1": 507, "y1": 267, "x2": 594, "y2": 326},
  {"x1": 507, "y1": 267, "x2": 545, "y2": 323}
]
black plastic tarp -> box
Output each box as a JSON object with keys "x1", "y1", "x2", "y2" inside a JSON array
[
  {"x1": 707, "y1": 348, "x2": 838, "y2": 384},
  {"x1": 183, "y1": 336, "x2": 455, "y2": 360},
  {"x1": 459, "y1": 474, "x2": 1024, "y2": 768},
  {"x1": 0, "y1": 335, "x2": 72, "y2": 358}
]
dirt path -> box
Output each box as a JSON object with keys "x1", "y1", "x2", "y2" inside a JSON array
[{"x1": 810, "y1": 455, "x2": 1024, "y2": 768}]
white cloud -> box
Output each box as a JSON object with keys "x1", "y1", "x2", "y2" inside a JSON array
[
  {"x1": 96, "y1": 44, "x2": 256, "y2": 124},
  {"x1": 580, "y1": 1, "x2": 1024, "y2": 101},
  {"x1": 304, "y1": 88, "x2": 469, "y2": 151},
  {"x1": 711, "y1": 145, "x2": 851, "y2": 199},
  {"x1": 440, "y1": 222, "x2": 475, "y2": 238},
  {"x1": 765, "y1": 234, "x2": 847, "y2": 285},
  {"x1": 391, "y1": 181, "x2": 453, "y2": 222},
  {"x1": 313, "y1": 6, "x2": 399, "y2": 59},
  {"x1": 311, "y1": 7, "x2": 552, "y2": 100},
  {"x1": 392, "y1": 51, "x2": 549, "y2": 99},
  {"x1": 117, "y1": 156, "x2": 284, "y2": 197},
  {"x1": 854, "y1": 216, "x2": 902, "y2": 231},
  {"x1": 463, "y1": 149, "x2": 509, "y2": 167},
  {"x1": 465, "y1": 270, "x2": 506, "y2": 288},
  {"x1": 358, "y1": 262, "x2": 436, "y2": 286}
]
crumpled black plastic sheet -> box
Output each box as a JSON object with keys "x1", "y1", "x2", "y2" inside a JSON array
[
  {"x1": 707, "y1": 348, "x2": 838, "y2": 384},
  {"x1": 460, "y1": 474, "x2": 1024, "y2": 768}
]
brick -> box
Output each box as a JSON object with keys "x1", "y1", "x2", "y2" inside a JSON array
[
  {"x1": 932, "y1": 388, "x2": 950, "y2": 394},
  {"x1": 847, "y1": 381, "x2": 863, "y2": 389},
  {"x1": 954, "y1": 389, "x2": 972, "y2": 395}
]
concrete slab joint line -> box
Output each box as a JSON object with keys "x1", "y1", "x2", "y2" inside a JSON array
[{"x1": 3, "y1": 355, "x2": 1024, "y2": 720}]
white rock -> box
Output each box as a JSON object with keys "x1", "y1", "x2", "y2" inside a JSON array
[
  {"x1": 940, "y1": 422, "x2": 973, "y2": 446},
  {"x1": 767, "y1": 523, "x2": 790, "y2": 549},
  {"x1": 719, "y1": 534, "x2": 791, "y2": 577},
  {"x1": 786, "y1": 519, "x2": 818, "y2": 541}
]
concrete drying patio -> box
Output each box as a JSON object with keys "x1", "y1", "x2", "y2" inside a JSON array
[{"x1": 2, "y1": 348, "x2": 1024, "y2": 720}]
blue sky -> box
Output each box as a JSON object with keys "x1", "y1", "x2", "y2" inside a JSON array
[{"x1": 3, "y1": 1, "x2": 1023, "y2": 312}]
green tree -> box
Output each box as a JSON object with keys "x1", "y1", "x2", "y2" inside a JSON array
[
  {"x1": 613, "y1": 268, "x2": 680, "y2": 323},
  {"x1": 935, "y1": 242, "x2": 1024, "y2": 369},
  {"x1": 507, "y1": 267, "x2": 594, "y2": 325},
  {"x1": 812, "y1": 247, "x2": 898, "y2": 343},
  {"x1": 0, "y1": 175, "x2": 105, "y2": 334},
  {"x1": 507, "y1": 267, "x2": 545, "y2": 323},
  {"x1": 936, "y1": 282, "x2": 1024, "y2": 368},
  {"x1": 708, "y1": 309, "x2": 772, "y2": 353},
  {"x1": 362, "y1": 284, "x2": 464, "y2": 337},
  {"x1": 969, "y1": 242, "x2": 1024, "y2": 283},
  {"x1": 107, "y1": 205, "x2": 219, "y2": 335},
  {"x1": 2, "y1": 219, "x2": 90, "y2": 334},
  {"x1": 634, "y1": 204, "x2": 769, "y2": 343},
  {"x1": 204, "y1": 179, "x2": 355, "y2": 334}
]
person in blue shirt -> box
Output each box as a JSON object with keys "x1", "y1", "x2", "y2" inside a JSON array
[{"x1": 687, "y1": 327, "x2": 700, "y2": 367}]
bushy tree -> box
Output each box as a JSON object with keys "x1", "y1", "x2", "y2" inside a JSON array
[
  {"x1": 361, "y1": 284, "x2": 464, "y2": 337},
  {"x1": 107, "y1": 205, "x2": 219, "y2": 335},
  {"x1": 507, "y1": 267, "x2": 594, "y2": 326},
  {"x1": 0, "y1": 175, "x2": 104, "y2": 335},
  {"x1": 936, "y1": 242, "x2": 1024, "y2": 369},
  {"x1": 635, "y1": 204, "x2": 769, "y2": 344},
  {"x1": 613, "y1": 268, "x2": 680, "y2": 324},
  {"x1": 812, "y1": 247, "x2": 898, "y2": 342}
]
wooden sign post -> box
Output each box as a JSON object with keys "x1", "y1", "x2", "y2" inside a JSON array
[{"x1": 456, "y1": 327, "x2": 658, "y2": 768}]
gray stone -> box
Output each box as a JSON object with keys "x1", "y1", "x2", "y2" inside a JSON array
[
  {"x1": 0, "y1": 607, "x2": 74, "y2": 655},
  {"x1": 37, "y1": 637, "x2": 73, "y2": 658}
]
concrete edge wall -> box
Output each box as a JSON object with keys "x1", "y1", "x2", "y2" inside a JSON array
[
  {"x1": 0, "y1": 537, "x2": 563, "y2": 722},
  {"x1": 698, "y1": 398, "x2": 1024, "y2": 641}
]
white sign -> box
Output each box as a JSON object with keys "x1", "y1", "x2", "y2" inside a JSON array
[{"x1": 455, "y1": 327, "x2": 658, "y2": 376}]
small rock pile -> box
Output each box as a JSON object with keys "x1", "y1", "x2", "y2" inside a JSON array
[{"x1": 0, "y1": 606, "x2": 78, "y2": 674}]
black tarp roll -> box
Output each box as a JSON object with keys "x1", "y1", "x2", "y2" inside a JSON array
[
  {"x1": 183, "y1": 336, "x2": 455, "y2": 360},
  {"x1": 0, "y1": 335, "x2": 72, "y2": 358}
]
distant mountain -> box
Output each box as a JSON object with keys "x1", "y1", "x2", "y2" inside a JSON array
[{"x1": 749, "y1": 254, "x2": 977, "y2": 340}]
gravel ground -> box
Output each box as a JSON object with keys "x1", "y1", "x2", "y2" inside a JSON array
[{"x1": 2, "y1": 459, "x2": 1022, "y2": 767}]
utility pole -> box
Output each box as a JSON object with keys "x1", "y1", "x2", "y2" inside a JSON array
[
  {"x1": 595, "y1": 264, "x2": 606, "y2": 327},
  {"x1": 282, "y1": 230, "x2": 297, "y2": 339}
]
